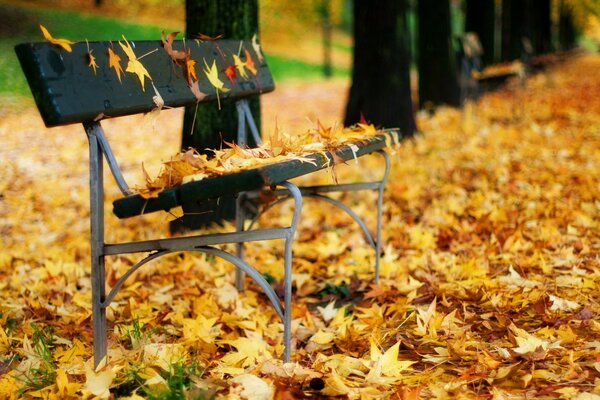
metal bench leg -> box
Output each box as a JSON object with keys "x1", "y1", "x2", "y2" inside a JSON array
[
  {"x1": 235, "y1": 194, "x2": 246, "y2": 291},
  {"x1": 280, "y1": 182, "x2": 302, "y2": 362},
  {"x1": 374, "y1": 150, "x2": 391, "y2": 283},
  {"x1": 86, "y1": 130, "x2": 108, "y2": 368}
]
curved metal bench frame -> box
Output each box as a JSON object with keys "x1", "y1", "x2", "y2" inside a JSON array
[{"x1": 88, "y1": 122, "x2": 304, "y2": 365}]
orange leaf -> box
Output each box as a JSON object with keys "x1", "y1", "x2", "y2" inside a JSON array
[
  {"x1": 107, "y1": 47, "x2": 124, "y2": 82},
  {"x1": 87, "y1": 49, "x2": 98, "y2": 75},
  {"x1": 185, "y1": 50, "x2": 198, "y2": 83},
  {"x1": 244, "y1": 49, "x2": 257, "y2": 75},
  {"x1": 40, "y1": 24, "x2": 75, "y2": 52},
  {"x1": 191, "y1": 33, "x2": 225, "y2": 41}
]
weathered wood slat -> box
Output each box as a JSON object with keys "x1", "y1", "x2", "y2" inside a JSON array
[
  {"x1": 15, "y1": 39, "x2": 274, "y2": 127},
  {"x1": 112, "y1": 131, "x2": 398, "y2": 219}
]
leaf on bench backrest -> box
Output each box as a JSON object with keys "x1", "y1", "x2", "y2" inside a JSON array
[{"x1": 15, "y1": 38, "x2": 275, "y2": 127}]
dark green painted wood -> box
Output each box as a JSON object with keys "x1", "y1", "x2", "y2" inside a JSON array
[
  {"x1": 113, "y1": 131, "x2": 397, "y2": 219},
  {"x1": 15, "y1": 39, "x2": 274, "y2": 127}
]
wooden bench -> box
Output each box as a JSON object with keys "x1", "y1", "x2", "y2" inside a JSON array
[{"x1": 15, "y1": 37, "x2": 400, "y2": 366}]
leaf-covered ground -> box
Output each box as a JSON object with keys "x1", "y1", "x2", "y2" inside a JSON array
[{"x1": 0, "y1": 54, "x2": 599, "y2": 399}]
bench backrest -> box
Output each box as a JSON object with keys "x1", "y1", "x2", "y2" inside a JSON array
[{"x1": 15, "y1": 38, "x2": 274, "y2": 127}]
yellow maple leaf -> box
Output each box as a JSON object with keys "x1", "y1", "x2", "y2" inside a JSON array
[
  {"x1": 233, "y1": 54, "x2": 249, "y2": 79},
  {"x1": 39, "y1": 24, "x2": 74, "y2": 52},
  {"x1": 309, "y1": 330, "x2": 336, "y2": 345},
  {"x1": 118, "y1": 36, "x2": 152, "y2": 91},
  {"x1": 84, "y1": 363, "x2": 115, "y2": 399},
  {"x1": 509, "y1": 324, "x2": 562, "y2": 357},
  {"x1": 203, "y1": 59, "x2": 230, "y2": 92},
  {"x1": 56, "y1": 368, "x2": 81, "y2": 397},
  {"x1": 366, "y1": 339, "x2": 415, "y2": 383},
  {"x1": 107, "y1": 47, "x2": 124, "y2": 82},
  {"x1": 231, "y1": 374, "x2": 274, "y2": 400},
  {"x1": 203, "y1": 59, "x2": 230, "y2": 109},
  {"x1": 182, "y1": 315, "x2": 219, "y2": 344},
  {"x1": 143, "y1": 343, "x2": 186, "y2": 371},
  {"x1": 220, "y1": 336, "x2": 269, "y2": 368}
]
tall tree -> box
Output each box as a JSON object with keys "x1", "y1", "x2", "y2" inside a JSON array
[
  {"x1": 501, "y1": 0, "x2": 524, "y2": 61},
  {"x1": 316, "y1": 0, "x2": 333, "y2": 78},
  {"x1": 417, "y1": 0, "x2": 460, "y2": 109},
  {"x1": 175, "y1": 0, "x2": 260, "y2": 230},
  {"x1": 558, "y1": 1, "x2": 578, "y2": 50},
  {"x1": 501, "y1": 0, "x2": 553, "y2": 61},
  {"x1": 344, "y1": 0, "x2": 416, "y2": 137},
  {"x1": 465, "y1": 0, "x2": 496, "y2": 66},
  {"x1": 535, "y1": 0, "x2": 552, "y2": 54}
]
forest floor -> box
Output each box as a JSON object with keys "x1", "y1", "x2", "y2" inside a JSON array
[{"x1": 0, "y1": 50, "x2": 599, "y2": 398}]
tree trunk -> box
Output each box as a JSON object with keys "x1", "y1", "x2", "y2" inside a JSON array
[
  {"x1": 175, "y1": 0, "x2": 260, "y2": 230},
  {"x1": 501, "y1": 0, "x2": 552, "y2": 61},
  {"x1": 417, "y1": 0, "x2": 460, "y2": 109},
  {"x1": 501, "y1": 0, "x2": 524, "y2": 61},
  {"x1": 317, "y1": 0, "x2": 333, "y2": 78},
  {"x1": 182, "y1": 0, "x2": 260, "y2": 153},
  {"x1": 465, "y1": 0, "x2": 495, "y2": 66},
  {"x1": 536, "y1": 0, "x2": 552, "y2": 54},
  {"x1": 559, "y1": 2, "x2": 577, "y2": 51},
  {"x1": 344, "y1": 0, "x2": 416, "y2": 138}
]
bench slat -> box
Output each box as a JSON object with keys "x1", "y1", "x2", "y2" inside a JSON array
[
  {"x1": 112, "y1": 131, "x2": 397, "y2": 219},
  {"x1": 15, "y1": 39, "x2": 274, "y2": 127}
]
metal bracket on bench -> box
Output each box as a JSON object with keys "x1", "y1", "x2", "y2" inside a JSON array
[
  {"x1": 84, "y1": 122, "x2": 133, "y2": 196},
  {"x1": 236, "y1": 99, "x2": 262, "y2": 146}
]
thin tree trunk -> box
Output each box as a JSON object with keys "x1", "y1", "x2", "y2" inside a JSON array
[
  {"x1": 344, "y1": 0, "x2": 416, "y2": 137},
  {"x1": 465, "y1": 0, "x2": 495, "y2": 66},
  {"x1": 417, "y1": 0, "x2": 460, "y2": 109},
  {"x1": 559, "y1": 1, "x2": 577, "y2": 50},
  {"x1": 318, "y1": 0, "x2": 333, "y2": 78},
  {"x1": 536, "y1": 0, "x2": 552, "y2": 54}
]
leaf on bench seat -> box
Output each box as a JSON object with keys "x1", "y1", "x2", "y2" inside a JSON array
[{"x1": 133, "y1": 123, "x2": 394, "y2": 199}]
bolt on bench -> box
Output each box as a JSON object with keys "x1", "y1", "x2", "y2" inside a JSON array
[{"x1": 15, "y1": 37, "x2": 400, "y2": 367}]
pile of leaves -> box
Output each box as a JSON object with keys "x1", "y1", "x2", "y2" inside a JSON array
[
  {"x1": 0, "y1": 53, "x2": 599, "y2": 399},
  {"x1": 137, "y1": 121, "x2": 382, "y2": 198}
]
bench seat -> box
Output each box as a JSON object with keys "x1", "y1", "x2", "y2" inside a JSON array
[{"x1": 114, "y1": 131, "x2": 397, "y2": 218}]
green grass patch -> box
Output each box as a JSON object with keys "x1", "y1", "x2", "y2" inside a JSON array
[
  {"x1": 0, "y1": 1, "x2": 177, "y2": 97},
  {"x1": 266, "y1": 53, "x2": 349, "y2": 81}
]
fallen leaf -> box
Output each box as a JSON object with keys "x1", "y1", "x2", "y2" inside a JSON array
[
  {"x1": 118, "y1": 36, "x2": 152, "y2": 91},
  {"x1": 231, "y1": 374, "x2": 274, "y2": 400},
  {"x1": 107, "y1": 47, "x2": 124, "y2": 82},
  {"x1": 39, "y1": 24, "x2": 74, "y2": 52}
]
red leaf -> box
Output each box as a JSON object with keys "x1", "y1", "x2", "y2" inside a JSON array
[{"x1": 225, "y1": 65, "x2": 236, "y2": 86}]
